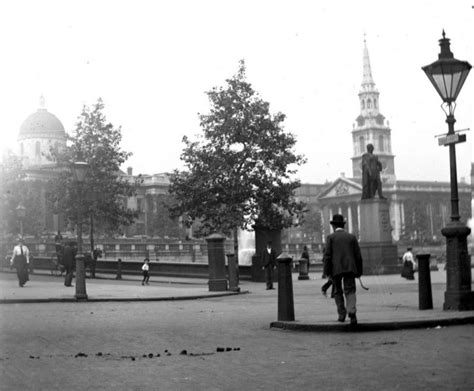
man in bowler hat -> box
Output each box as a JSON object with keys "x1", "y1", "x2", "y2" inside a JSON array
[{"x1": 323, "y1": 214, "x2": 363, "y2": 326}]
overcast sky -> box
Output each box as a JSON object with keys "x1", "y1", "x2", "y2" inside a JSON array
[{"x1": 0, "y1": 0, "x2": 472, "y2": 184}]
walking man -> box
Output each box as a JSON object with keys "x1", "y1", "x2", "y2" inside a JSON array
[
  {"x1": 10, "y1": 236, "x2": 30, "y2": 287},
  {"x1": 323, "y1": 214, "x2": 363, "y2": 326},
  {"x1": 63, "y1": 241, "x2": 76, "y2": 287},
  {"x1": 262, "y1": 241, "x2": 277, "y2": 290}
]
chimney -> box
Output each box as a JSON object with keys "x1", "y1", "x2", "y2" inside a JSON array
[{"x1": 127, "y1": 167, "x2": 133, "y2": 176}]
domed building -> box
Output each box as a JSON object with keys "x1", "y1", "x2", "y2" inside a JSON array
[{"x1": 18, "y1": 95, "x2": 67, "y2": 168}]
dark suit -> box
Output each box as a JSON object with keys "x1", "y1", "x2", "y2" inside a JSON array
[
  {"x1": 262, "y1": 247, "x2": 277, "y2": 289},
  {"x1": 63, "y1": 244, "x2": 76, "y2": 287},
  {"x1": 324, "y1": 228, "x2": 363, "y2": 318}
]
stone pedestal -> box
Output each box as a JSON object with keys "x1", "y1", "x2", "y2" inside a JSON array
[
  {"x1": 206, "y1": 233, "x2": 228, "y2": 292},
  {"x1": 359, "y1": 198, "x2": 399, "y2": 275},
  {"x1": 417, "y1": 253, "x2": 433, "y2": 310},
  {"x1": 75, "y1": 254, "x2": 88, "y2": 300},
  {"x1": 226, "y1": 253, "x2": 240, "y2": 292},
  {"x1": 277, "y1": 254, "x2": 295, "y2": 321}
]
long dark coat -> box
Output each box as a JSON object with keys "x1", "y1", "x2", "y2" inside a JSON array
[{"x1": 323, "y1": 229, "x2": 363, "y2": 278}]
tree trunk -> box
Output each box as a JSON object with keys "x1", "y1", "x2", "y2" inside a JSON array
[{"x1": 233, "y1": 227, "x2": 239, "y2": 265}]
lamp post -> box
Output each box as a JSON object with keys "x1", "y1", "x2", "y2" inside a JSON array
[
  {"x1": 422, "y1": 31, "x2": 473, "y2": 310},
  {"x1": 16, "y1": 203, "x2": 26, "y2": 236},
  {"x1": 72, "y1": 161, "x2": 90, "y2": 300}
]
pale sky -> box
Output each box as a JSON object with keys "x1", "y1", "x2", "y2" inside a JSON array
[{"x1": 0, "y1": 0, "x2": 472, "y2": 184}]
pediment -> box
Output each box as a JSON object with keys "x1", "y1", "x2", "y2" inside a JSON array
[{"x1": 318, "y1": 177, "x2": 362, "y2": 200}]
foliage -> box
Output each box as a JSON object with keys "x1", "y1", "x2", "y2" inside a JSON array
[
  {"x1": 169, "y1": 60, "x2": 306, "y2": 236},
  {"x1": 299, "y1": 205, "x2": 322, "y2": 242},
  {"x1": 0, "y1": 155, "x2": 48, "y2": 238},
  {"x1": 147, "y1": 194, "x2": 185, "y2": 238},
  {"x1": 48, "y1": 98, "x2": 141, "y2": 235}
]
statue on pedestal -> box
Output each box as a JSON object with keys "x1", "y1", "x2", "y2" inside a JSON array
[{"x1": 361, "y1": 143, "x2": 385, "y2": 200}]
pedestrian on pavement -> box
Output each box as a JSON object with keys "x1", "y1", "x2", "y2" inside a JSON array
[
  {"x1": 301, "y1": 245, "x2": 310, "y2": 275},
  {"x1": 54, "y1": 230, "x2": 64, "y2": 265},
  {"x1": 323, "y1": 214, "x2": 363, "y2": 326},
  {"x1": 142, "y1": 258, "x2": 150, "y2": 285},
  {"x1": 401, "y1": 246, "x2": 416, "y2": 280},
  {"x1": 320, "y1": 245, "x2": 334, "y2": 297},
  {"x1": 262, "y1": 241, "x2": 277, "y2": 290},
  {"x1": 10, "y1": 236, "x2": 30, "y2": 287},
  {"x1": 63, "y1": 241, "x2": 76, "y2": 287}
]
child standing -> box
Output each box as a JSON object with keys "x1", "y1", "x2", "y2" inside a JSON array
[{"x1": 141, "y1": 258, "x2": 150, "y2": 285}]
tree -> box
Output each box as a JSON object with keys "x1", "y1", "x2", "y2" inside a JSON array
[
  {"x1": 48, "y1": 98, "x2": 141, "y2": 244},
  {"x1": 169, "y1": 60, "x2": 306, "y2": 256},
  {"x1": 0, "y1": 155, "x2": 50, "y2": 239}
]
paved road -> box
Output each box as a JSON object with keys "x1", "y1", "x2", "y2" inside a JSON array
[{"x1": 0, "y1": 271, "x2": 473, "y2": 390}]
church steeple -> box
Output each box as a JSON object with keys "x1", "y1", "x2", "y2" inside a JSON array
[
  {"x1": 351, "y1": 37, "x2": 396, "y2": 182},
  {"x1": 358, "y1": 38, "x2": 380, "y2": 118},
  {"x1": 361, "y1": 37, "x2": 376, "y2": 89}
]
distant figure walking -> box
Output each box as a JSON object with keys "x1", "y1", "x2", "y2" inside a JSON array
[
  {"x1": 10, "y1": 236, "x2": 30, "y2": 287},
  {"x1": 262, "y1": 241, "x2": 277, "y2": 290},
  {"x1": 63, "y1": 241, "x2": 76, "y2": 287},
  {"x1": 401, "y1": 247, "x2": 416, "y2": 280},
  {"x1": 142, "y1": 258, "x2": 150, "y2": 285},
  {"x1": 54, "y1": 230, "x2": 64, "y2": 266},
  {"x1": 323, "y1": 214, "x2": 363, "y2": 327}
]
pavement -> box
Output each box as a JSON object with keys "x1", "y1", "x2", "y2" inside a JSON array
[{"x1": 1, "y1": 266, "x2": 474, "y2": 332}]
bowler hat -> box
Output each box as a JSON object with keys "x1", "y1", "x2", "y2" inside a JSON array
[{"x1": 330, "y1": 214, "x2": 346, "y2": 225}]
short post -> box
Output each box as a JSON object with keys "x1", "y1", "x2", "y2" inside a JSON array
[
  {"x1": 206, "y1": 233, "x2": 228, "y2": 291},
  {"x1": 75, "y1": 254, "x2": 88, "y2": 300},
  {"x1": 277, "y1": 253, "x2": 295, "y2": 321},
  {"x1": 298, "y1": 258, "x2": 309, "y2": 280},
  {"x1": 226, "y1": 253, "x2": 240, "y2": 292},
  {"x1": 417, "y1": 253, "x2": 433, "y2": 310},
  {"x1": 116, "y1": 258, "x2": 122, "y2": 280}
]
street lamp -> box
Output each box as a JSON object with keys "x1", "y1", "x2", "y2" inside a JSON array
[
  {"x1": 422, "y1": 31, "x2": 473, "y2": 311},
  {"x1": 72, "y1": 161, "x2": 90, "y2": 300},
  {"x1": 16, "y1": 203, "x2": 26, "y2": 236}
]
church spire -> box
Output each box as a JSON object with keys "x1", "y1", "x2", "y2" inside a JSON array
[{"x1": 361, "y1": 37, "x2": 377, "y2": 92}]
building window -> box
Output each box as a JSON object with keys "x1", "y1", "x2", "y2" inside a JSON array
[
  {"x1": 367, "y1": 99, "x2": 372, "y2": 109},
  {"x1": 374, "y1": 98, "x2": 377, "y2": 109},
  {"x1": 379, "y1": 135, "x2": 384, "y2": 152},
  {"x1": 35, "y1": 141, "x2": 41, "y2": 158},
  {"x1": 361, "y1": 100, "x2": 365, "y2": 110}
]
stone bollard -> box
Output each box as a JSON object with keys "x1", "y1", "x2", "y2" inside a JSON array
[
  {"x1": 116, "y1": 258, "x2": 122, "y2": 280},
  {"x1": 226, "y1": 253, "x2": 240, "y2": 292},
  {"x1": 277, "y1": 253, "x2": 295, "y2": 321},
  {"x1": 206, "y1": 233, "x2": 228, "y2": 291},
  {"x1": 298, "y1": 258, "x2": 309, "y2": 280},
  {"x1": 75, "y1": 254, "x2": 88, "y2": 300},
  {"x1": 417, "y1": 253, "x2": 433, "y2": 310}
]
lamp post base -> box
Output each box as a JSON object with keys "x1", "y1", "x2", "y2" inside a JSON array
[
  {"x1": 441, "y1": 222, "x2": 473, "y2": 311},
  {"x1": 75, "y1": 254, "x2": 88, "y2": 301}
]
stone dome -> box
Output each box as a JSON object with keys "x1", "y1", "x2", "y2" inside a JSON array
[{"x1": 19, "y1": 108, "x2": 66, "y2": 139}]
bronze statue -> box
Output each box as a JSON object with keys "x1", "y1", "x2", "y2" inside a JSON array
[{"x1": 361, "y1": 143, "x2": 385, "y2": 200}]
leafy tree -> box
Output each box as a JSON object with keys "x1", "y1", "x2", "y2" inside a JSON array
[
  {"x1": 299, "y1": 205, "x2": 322, "y2": 242},
  {"x1": 169, "y1": 60, "x2": 306, "y2": 256},
  {"x1": 147, "y1": 194, "x2": 185, "y2": 238},
  {"x1": 48, "y1": 98, "x2": 141, "y2": 245},
  {"x1": 0, "y1": 155, "x2": 47, "y2": 238}
]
